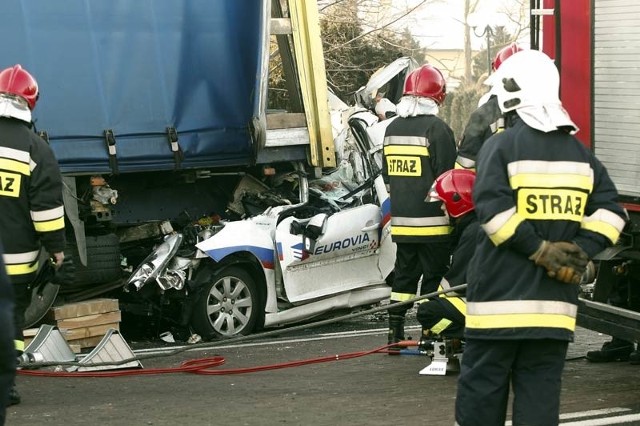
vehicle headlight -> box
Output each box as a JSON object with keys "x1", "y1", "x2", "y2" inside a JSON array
[{"x1": 127, "y1": 233, "x2": 183, "y2": 290}]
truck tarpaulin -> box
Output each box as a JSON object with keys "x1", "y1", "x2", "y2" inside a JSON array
[{"x1": 0, "y1": 0, "x2": 267, "y2": 174}]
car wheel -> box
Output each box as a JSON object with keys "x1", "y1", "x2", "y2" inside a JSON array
[{"x1": 191, "y1": 266, "x2": 262, "y2": 338}]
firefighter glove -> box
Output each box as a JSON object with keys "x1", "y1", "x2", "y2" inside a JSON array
[
  {"x1": 529, "y1": 240, "x2": 589, "y2": 284},
  {"x1": 51, "y1": 255, "x2": 76, "y2": 286}
]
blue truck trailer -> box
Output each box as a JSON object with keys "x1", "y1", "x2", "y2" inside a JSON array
[{"x1": 1, "y1": 0, "x2": 338, "y2": 327}]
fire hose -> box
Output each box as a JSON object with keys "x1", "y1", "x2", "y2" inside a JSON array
[{"x1": 18, "y1": 284, "x2": 467, "y2": 377}]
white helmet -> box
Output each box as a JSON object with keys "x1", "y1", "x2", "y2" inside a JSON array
[{"x1": 490, "y1": 49, "x2": 577, "y2": 133}]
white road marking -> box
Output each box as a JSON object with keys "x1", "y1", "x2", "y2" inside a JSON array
[
  {"x1": 562, "y1": 413, "x2": 640, "y2": 425},
  {"x1": 505, "y1": 408, "x2": 636, "y2": 426}
]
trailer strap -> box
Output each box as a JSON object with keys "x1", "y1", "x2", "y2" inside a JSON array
[
  {"x1": 104, "y1": 129, "x2": 119, "y2": 175},
  {"x1": 166, "y1": 126, "x2": 183, "y2": 170}
]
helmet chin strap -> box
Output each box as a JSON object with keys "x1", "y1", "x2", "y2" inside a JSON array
[{"x1": 0, "y1": 96, "x2": 32, "y2": 123}]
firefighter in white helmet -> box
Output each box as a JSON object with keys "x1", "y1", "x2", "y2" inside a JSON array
[{"x1": 454, "y1": 50, "x2": 627, "y2": 425}]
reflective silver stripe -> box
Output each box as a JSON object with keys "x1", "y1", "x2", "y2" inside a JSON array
[
  {"x1": 30, "y1": 159, "x2": 37, "y2": 172},
  {"x1": 384, "y1": 135, "x2": 429, "y2": 148},
  {"x1": 391, "y1": 215, "x2": 450, "y2": 227},
  {"x1": 489, "y1": 118, "x2": 504, "y2": 133},
  {"x1": 0, "y1": 146, "x2": 30, "y2": 163},
  {"x1": 467, "y1": 300, "x2": 577, "y2": 317},
  {"x1": 507, "y1": 160, "x2": 593, "y2": 178},
  {"x1": 31, "y1": 205, "x2": 65, "y2": 222},
  {"x1": 455, "y1": 155, "x2": 475, "y2": 169},
  {"x1": 3, "y1": 250, "x2": 40, "y2": 265},
  {"x1": 440, "y1": 277, "x2": 453, "y2": 290},
  {"x1": 439, "y1": 278, "x2": 464, "y2": 297},
  {"x1": 482, "y1": 207, "x2": 516, "y2": 235},
  {"x1": 583, "y1": 208, "x2": 626, "y2": 233}
]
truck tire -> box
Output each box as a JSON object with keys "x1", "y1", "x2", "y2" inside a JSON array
[
  {"x1": 191, "y1": 266, "x2": 263, "y2": 338},
  {"x1": 63, "y1": 234, "x2": 123, "y2": 290}
]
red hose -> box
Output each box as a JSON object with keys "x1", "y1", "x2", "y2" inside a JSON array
[{"x1": 17, "y1": 343, "x2": 406, "y2": 378}]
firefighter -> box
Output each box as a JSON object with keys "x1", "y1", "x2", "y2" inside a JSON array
[
  {"x1": 0, "y1": 241, "x2": 16, "y2": 422},
  {"x1": 0, "y1": 64, "x2": 66, "y2": 405},
  {"x1": 454, "y1": 50, "x2": 627, "y2": 426},
  {"x1": 381, "y1": 64, "x2": 457, "y2": 349},
  {"x1": 455, "y1": 42, "x2": 524, "y2": 170},
  {"x1": 416, "y1": 169, "x2": 477, "y2": 345}
]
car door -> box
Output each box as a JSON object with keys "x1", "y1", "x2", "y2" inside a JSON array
[{"x1": 275, "y1": 202, "x2": 388, "y2": 303}]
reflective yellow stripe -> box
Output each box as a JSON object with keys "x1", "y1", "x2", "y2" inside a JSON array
[
  {"x1": 510, "y1": 173, "x2": 593, "y2": 191},
  {"x1": 390, "y1": 292, "x2": 416, "y2": 302},
  {"x1": 14, "y1": 340, "x2": 24, "y2": 352},
  {"x1": 391, "y1": 225, "x2": 452, "y2": 236},
  {"x1": 466, "y1": 313, "x2": 576, "y2": 331},
  {"x1": 581, "y1": 208, "x2": 625, "y2": 244},
  {"x1": 33, "y1": 216, "x2": 65, "y2": 232},
  {"x1": 0, "y1": 158, "x2": 30, "y2": 175},
  {"x1": 431, "y1": 318, "x2": 453, "y2": 335},
  {"x1": 438, "y1": 296, "x2": 467, "y2": 316},
  {"x1": 5, "y1": 261, "x2": 38, "y2": 276},
  {"x1": 486, "y1": 213, "x2": 524, "y2": 245},
  {"x1": 383, "y1": 145, "x2": 429, "y2": 156},
  {"x1": 517, "y1": 188, "x2": 587, "y2": 221},
  {"x1": 581, "y1": 221, "x2": 621, "y2": 244}
]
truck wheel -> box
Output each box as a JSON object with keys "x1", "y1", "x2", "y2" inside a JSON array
[
  {"x1": 191, "y1": 266, "x2": 262, "y2": 338},
  {"x1": 63, "y1": 234, "x2": 122, "y2": 289}
]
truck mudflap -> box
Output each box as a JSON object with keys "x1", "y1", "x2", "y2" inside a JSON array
[
  {"x1": 577, "y1": 298, "x2": 640, "y2": 342},
  {"x1": 1, "y1": 0, "x2": 269, "y2": 174}
]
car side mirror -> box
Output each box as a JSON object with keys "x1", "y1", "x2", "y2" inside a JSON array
[{"x1": 302, "y1": 213, "x2": 328, "y2": 253}]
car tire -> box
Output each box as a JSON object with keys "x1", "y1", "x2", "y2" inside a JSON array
[{"x1": 191, "y1": 266, "x2": 262, "y2": 338}]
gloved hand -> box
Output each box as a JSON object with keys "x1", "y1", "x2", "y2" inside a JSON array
[
  {"x1": 529, "y1": 241, "x2": 589, "y2": 284},
  {"x1": 51, "y1": 254, "x2": 75, "y2": 285}
]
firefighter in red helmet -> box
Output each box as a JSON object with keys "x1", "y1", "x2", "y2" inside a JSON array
[
  {"x1": 381, "y1": 64, "x2": 456, "y2": 350},
  {"x1": 455, "y1": 42, "x2": 524, "y2": 170},
  {"x1": 0, "y1": 64, "x2": 66, "y2": 406},
  {"x1": 416, "y1": 169, "x2": 478, "y2": 346}
]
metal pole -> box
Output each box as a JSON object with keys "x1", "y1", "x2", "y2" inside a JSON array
[{"x1": 486, "y1": 25, "x2": 492, "y2": 74}]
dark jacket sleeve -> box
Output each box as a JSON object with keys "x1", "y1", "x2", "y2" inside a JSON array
[
  {"x1": 474, "y1": 132, "x2": 542, "y2": 257},
  {"x1": 428, "y1": 118, "x2": 457, "y2": 178},
  {"x1": 28, "y1": 136, "x2": 66, "y2": 253},
  {"x1": 573, "y1": 155, "x2": 628, "y2": 257},
  {"x1": 444, "y1": 220, "x2": 480, "y2": 295},
  {"x1": 456, "y1": 96, "x2": 502, "y2": 169}
]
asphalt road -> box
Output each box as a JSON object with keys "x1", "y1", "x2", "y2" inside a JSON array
[{"x1": 6, "y1": 322, "x2": 640, "y2": 426}]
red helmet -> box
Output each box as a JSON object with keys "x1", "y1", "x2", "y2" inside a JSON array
[
  {"x1": 0, "y1": 64, "x2": 39, "y2": 110},
  {"x1": 492, "y1": 43, "x2": 524, "y2": 72},
  {"x1": 403, "y1": 64, "x2": 447, "y2": 105},
  {"x1": 428, "y1": 169, "x2": 476, "y2": 218}
]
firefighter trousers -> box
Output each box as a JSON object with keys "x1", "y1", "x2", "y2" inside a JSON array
[
  {"x1": 455, "y1": 338, "x2": 568, "y2": 426},
  {"x1": 389, "y1": 241, "x2": 449, "y2": 316},
  {"x1": 0, "y1": 299, "x2": 16, "y2": 422},
  {"x1": 12, "y1": 284, "x2": 30, "y2": 355}
]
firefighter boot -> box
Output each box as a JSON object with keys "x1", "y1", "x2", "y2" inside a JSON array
[
  {"x1": 629, "y1": 348, "x2": 639, "y2": 365},
  {"x1": 8, "y1": 383, "x2": 20, "y2": 406},
  {"x1": 586, "y1": 338, "x2": 634, "y2": 362},
  {"x1": 387, "y1": 314, "x2": 405, "y2": 355}
]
